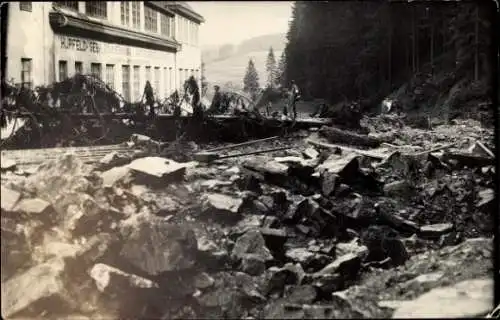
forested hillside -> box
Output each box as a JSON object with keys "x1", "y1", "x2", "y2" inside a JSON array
[{"x1": 282, "y1": 1, "x2": 496, "y2": 122}]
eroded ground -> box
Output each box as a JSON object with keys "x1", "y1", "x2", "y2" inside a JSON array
[{"x1": 0, "y1": 116, "x2": 495, "y2": 319}]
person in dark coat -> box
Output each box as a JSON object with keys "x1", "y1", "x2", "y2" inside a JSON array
[
  {"x1": 185, "y1": 76, "x2": 203, "y2": 121},
  {"x1": 143, "y1": 81, "x2": 155, "y2": 117},
  {"x1": 208, "y1": 85, "x2": 222, "y2": 114},
  {"x1": 289, "y1": 80, "x2": 301, "y2": 120}
]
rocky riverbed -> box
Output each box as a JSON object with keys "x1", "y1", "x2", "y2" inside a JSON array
[{"x1": 1, "y1": 117, "x2": 496, "y2": 319}]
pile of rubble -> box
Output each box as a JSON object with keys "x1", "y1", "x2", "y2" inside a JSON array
[{"x1": 1, "y1": 119, "x2": 495, "y2": 318}]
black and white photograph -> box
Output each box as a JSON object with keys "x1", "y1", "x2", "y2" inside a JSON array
[{"x1": 0, "y1": 1, "x2": 498, "y2": 318}]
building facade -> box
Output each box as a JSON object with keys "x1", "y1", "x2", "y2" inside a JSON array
[{"x1": 4, "y1": 1, "x2": 204, "y2": 102}]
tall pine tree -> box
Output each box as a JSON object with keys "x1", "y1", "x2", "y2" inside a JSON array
[
  {"x1": 276, "y1": 51, "x2": 287, "y2": 88},
  {"x1": 243, "y1": 58, "x2": 260, "y2": 100},
  {"x1": 265, "y1": 47, "x2": 277, "y2": 88}
]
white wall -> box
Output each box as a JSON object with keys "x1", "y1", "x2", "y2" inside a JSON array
[{"x1": 6, "y1": 2, "x2": 54, "y2": 86}]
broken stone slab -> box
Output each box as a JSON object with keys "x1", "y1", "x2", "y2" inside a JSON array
[
  {"x1": 376, "y1": 206, "x2": 420, "y2": 234},
  {"x1": 97, "y1": 151, "x2": 133, "y2": 171},
  {"x1": 242, "y1": 156, "x2": 290, "y2": 176},
  {"x1": 320, "y1": 171, "x2": 339, "y2": 197},
  {"x1": 126, "y1": 157, "x2": 188, "y2": 187},
  {"x1": 90, "y1": 263, "x2": 159, "y2": 295},
  {"x1": 315, "y1": 153, "x2": 360, "y2": 177},
  {"x1": 119, "y1": 214, "x2": 198, "y2": 276},
  {"x1": 231, "y1": 229, "x2": 274, "y2": 263},
  {"x1": 319, "y1": 126, "x2": 383, "y2": 148},
  {"x1": 418, "y1": 223, "x2": 454, "y2": 239},
  {"x1": 310, "y1": 273, "x2": 343, "y2": 297},
  {"x1": 100, "y1": 166, "x2": 134, "y2": 188},
  {"x1": 314, "y1": 253, "x2": 362, "y2": 279},
  {"x1": 283, "y1": 197, "x2": 320, "y2": 224},
  {"x1": 303, "y1": 147, "x2": 320, "y2": 160},
  {"x1": 201, "y1": 193, "x2": 244, "y2": 223},
  {"x1": 336, "y1": 239, "x2": 369, "y2": 259},
  {"x1": 392, "y1": 278, "x2": 494, "y2": 318},
  {"x1": 443, "y1": 150, "x2": 495, "y2": 168},
  {"x1": 476, "y1": 188, "x2": 494, "y2": 211},
  {"x1": 259, "y1": 227, "x2": 288, "y2": 253},
  {"x1": 1, "y1": 258, "x2": 75, "y2": 318},
  {"x1": 1, "y1": 185, "x2": 21, "y2": 212},
  {"x1": 9, "y1": 197, "x2": 55, "y2": 223}
]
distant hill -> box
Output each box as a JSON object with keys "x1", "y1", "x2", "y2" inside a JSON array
[{"x1": 202, "y1": 33, "x2": 287, "y2": 90}]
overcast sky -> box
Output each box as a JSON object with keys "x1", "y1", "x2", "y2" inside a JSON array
[{"x1": 189, "y1": 1, "x2": 293, "y2": 48}]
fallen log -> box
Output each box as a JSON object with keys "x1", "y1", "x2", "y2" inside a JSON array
[{"x1": 318, "y1": 126, "x2": 383, "y2": 148}]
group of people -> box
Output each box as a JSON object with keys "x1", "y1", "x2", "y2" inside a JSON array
[{"x1": 140, "y1": 77, "x2": 303, "y2": 121}]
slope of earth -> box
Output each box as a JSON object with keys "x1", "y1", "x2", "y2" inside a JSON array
[
  {"x1": 1, "y1": 118, "x2": 495, "y2": 319},
  {"x1": 205, "y1": 50, "x2": 284, "y2": 89}
]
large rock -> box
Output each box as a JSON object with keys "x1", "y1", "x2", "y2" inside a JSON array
[
  {"x1": 231, "y1": 230, "x2": 274, "y2": 261},
  {"x1": 392, "y1": 278, "x2": 493, "y2": 318},
  {"x1": 201, "y1": 193, "x2": 244, "y2": 223},
  {"x1": 242, "y1": 156, "x2": 290, "y2": 176},
  {"x1": 9, "y1": 197, "x2": 55, "y2": 224},
  {"x1": 1, "y1": 185, "x2": 21, "y2": 212},
  {"x1": 119, "y1": 215, "x2": 198, "y2": 276},
  {"x1": 1, "y1": 258, "x2": 75, "y2": 318},
  {"x1": 1, "y1": 217, "x2": 33, "y2": 281},
  {"x1": 100, "y1": 166, "x2": 134, "y2": 187},
  {"x1": 126, "y1": 157, "x2": 188, "y2": 187},
  {"x1": 266, "y1": 263, "x2": 305, "y2": 296},
  {"x1": 97, "y1": 151, "x2": 132, "y2": 171}
]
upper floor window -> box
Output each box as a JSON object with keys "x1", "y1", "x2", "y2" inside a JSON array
[
  {"x1": 54, "y1": 2, "x2": 78, "y2": 11},
  {"x1": 160, "y1": 13, "x2": 172, "y2": 38},
  {"x1": 120, "y1": 2, "x2": 130, "y2": 26},
  {"x1": 144, "y1": 6, "x2": 157, "y2": 33},
  {"x1": 86, "y1": 2, "x2": 107, "y2": 19},
  {"x1": 131, "y1": 2, "x2": 140, "y2": 29},
  {"x1": 20, "y1": 2, "x2": 32, "y2": 12}
]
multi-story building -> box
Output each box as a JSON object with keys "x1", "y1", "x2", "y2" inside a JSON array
[{"x1": 3, "y1": 1, "x2": 204, "y2": 102}]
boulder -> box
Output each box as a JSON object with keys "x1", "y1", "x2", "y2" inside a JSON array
[
  {"x1": 100, "y1": 166, "x2": 133, "y2": 188},
  {"x1": 285, "y1": 248, "x2": 316, "y2": 266},
  {"x1": 231, "y1": 230, "x2": 274, "y2": 263},
  {"x1": 314, "y1": 253, "x2": 362, "y2": 279},
  {"x1": 1, "y1": 217, "x2": 33, "y2": 281},
  {"x1": 10, "y1": 198, "x2": 54, "y2": 223},
  {"x1": 266, "y1": 263, "x2": 306, "y2": 296},
  {"x1": 98, "y1": 151, "x2": 132, "y2": 171},
  {"x1": 242, "y1": 156, "x2": 290, "y2": 176},
  {"x1": 1, "y1": 258, "x2": 75, "y2": 318},
  {"x1": 201, "y1": 193, "x2": 244, "y2": 223},
  {"x1": 320, "y1": 171, "x2": 339, "y2": 197},
  {"x1": 119, "y1": 215, "x2": 198, "y2": 276},
  {"x1": 284, "y1": 285, "x2": 318, "y2": 304}
]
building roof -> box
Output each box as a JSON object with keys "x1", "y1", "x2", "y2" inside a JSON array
[{"x1": 165, "y1": 1, "x2": 205, "y2": 23}]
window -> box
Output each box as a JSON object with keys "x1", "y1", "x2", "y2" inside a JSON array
[
  {"x1": 106, "y1": 64, "x2": 114, "y2": 89},
  {"x1": 75, "y1": 61, "x2": 83, "y2": 74},
  {"x1": 131, "y1": 2, "x2": 140, "y2": 29},
  {"x1": 154, "y1": 67, "x2": 160, "y2": 95},
  {"x1": 145, "y1": 66, "x2": 151, "y2": 83},
  {"x1": 169, "y1": 67, "x2": 173, "y2": 93},
  {"x1": 133, "y1": 66, "x2": 140, "y2": 100},
  {"x1": 120, "y1": 2, "x2": 130, "y2": 26},
  {"x1": 164, "y1": 67, "x2": 168, "y2": 96},
  {"x1": 144, "y1": 6, "x2": 157, "y2": 33},
  {"x1": 85, "y1": 2, "x2": 107, "y2": 19},
  {"x1": 91, "y1": 63, "x2": 102, "y2": 79},
  {"x1": 122, "y1": 65, "x2": 130, "y2": 101},
  {"x1": 160, "y1": 13, "x2": 171, "y2": 37},
  {"x1": 20, "y1": 2, "x2": 32, "y2": 12},
  {"x1": 21, "y1": 58, "x2": 32, "y2": 89},
  {"x1": 59, "y1": 60, "x2": 68, "y2": 81},
  {"x1": 55, "y1": 2, "x2": 78, "y2": 10}
]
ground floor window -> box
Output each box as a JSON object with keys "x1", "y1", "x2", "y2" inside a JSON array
[
  {"x1": 122, "y1": 65, "x2": 130, "y2": 101},
  {"x1": 91, "y1": 63, "x2": 102, "y2": 79},
  {"x1": 75, "y1": 61, "x2": 83, "y2": 74},
  {"x1": 154, "y1": 67, "x2": 160, "y2": 95},
  {"x1": 21, "y1": 58, "x2": 32, "y2": 89},
  {"x1": 106, "y1": 64, "x2": 114, "y2": 89},
  {"x1": 59, "y1": 60, "x2": 68, "y2": 81},
  {"x1": 133, "y1": 66, "x2": 140, "y2": 101}
]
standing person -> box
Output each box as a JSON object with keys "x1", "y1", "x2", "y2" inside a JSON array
[
  {"x1": 208, "y1": 85, "x2": 222, "y2": 114},
  {"x1": 289, "y1": 80, "x2": 301, "y2": 120},
  {"x1": 185, "y1": 76, "x2": 203, "y2": 121},
  {"x1": 143, "y1": 81, "x2": 155, "y2": 118}
]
